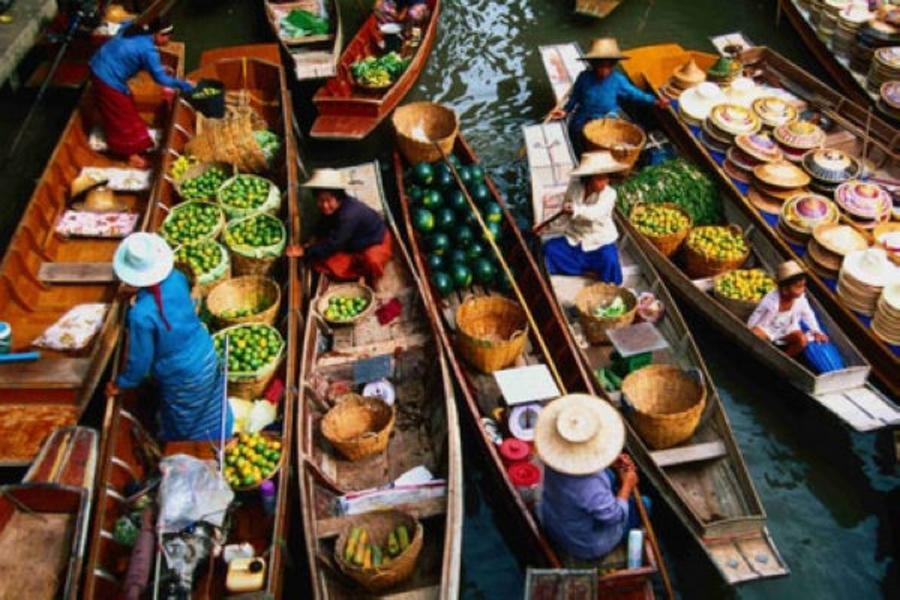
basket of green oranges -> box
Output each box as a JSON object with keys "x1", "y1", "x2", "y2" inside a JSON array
[
  {"x1": 712, "y1": 268, "x2": 776, "y2": 320},
  {"x1": 213, "y1": 323, "x2": 285, "y2": 398},
  {"x1": 173, "y1": 239, "x2": 230, "y2": 297},
  {"x1": 160, "y1": 201, "x2": 225, "y2": 246},
  {"x1": 223, "y1": 213, "x2": 286, "y2": 276},
  {"x1": 216, "y1": 173, "x2": 281, "y2": 219},
  {"x1": 629, "y1": 202, "x2": 692, "y2": 257},
  {"x1": 316, "y1": 283, "x2": 375, "y2": 326}
]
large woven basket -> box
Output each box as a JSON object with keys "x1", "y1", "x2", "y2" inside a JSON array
[
  {"x1": 628, "y1": 203, "x2": 692, "y2": 257},
  {"x1": 574, "y1": 283, "x2": 638, "y2": 345},
  {"x1": 173, "y1": 240, "x2": 231, "y2": 298},
  {"x1": 583, "y1": 118, "x2": 647, "y2": 168},
  {"x1": 213, "y1": 324, "x2": 285, "y2": 399},
  {"x1": 206, "y1": 275, "x2": 281, "y2": 329},
  {"x1": 621, "y1": 364, "x2": 706, "y2": 450},
  {"x1": 334, "y1": 510, "x2": 423, "y2": 592},
  {"x1": 455, "y1": 296, "x2": 528, "y2": 373},
  {"x1": 683, "y1": 225, "x2": 750, "y2": 279},
  {"x1": 392, "y1": 102, "x2": 459, "y2": 164},
  {"x1": 224, "y1": 214, "x2": 287, "y2": 277},
  {"x1": 321, "y1": 394, "x2": 395, "y2": 461},
  {"x1": 315, "y1": 282, "x2": 376, "y2": 326},
  {"x1": 174, "y1": 161, "x2": 233, "y2": 202}
]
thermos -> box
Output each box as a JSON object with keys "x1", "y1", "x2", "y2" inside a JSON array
[{"x1": 627, "y1": 529, "x2": 643, "y2": 568}]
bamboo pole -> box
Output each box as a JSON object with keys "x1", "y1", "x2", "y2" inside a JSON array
[{"x1": 634, "y1": 486, "x2": 675, "y2": 600}]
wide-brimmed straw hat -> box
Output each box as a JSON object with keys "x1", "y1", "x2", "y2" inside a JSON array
[
  {"x1": 842, "y1": 248, "x2": 900, "y2": 288},
  {"x1": 535, "y1": 394, "x2": 625, "y2": 476},
  {"x1": 679, "y1": 82, "x2": 726, "y2": 121},
  {"x1": 570, "y1": 151, "x2": 629, "y2": 177},
  {"x1": 579, "y1": 38, "x2": 628, "y2": 62},
  {"x1": 302, "y1": 168, "x2": 349, "y2": 190},
  {"x1": 776, "y1": 260, "x2": 806, "y2": 284},
  {"x1": 73, "y1": 186, "x2": 127, "y2": 213},
  {"x1": 113, "y1": 232, "x2": 174, "y2": 288}
]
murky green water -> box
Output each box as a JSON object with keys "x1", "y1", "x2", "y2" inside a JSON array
[{"x1": 0, "y1": 1, "x2": 895, "y2": 598}]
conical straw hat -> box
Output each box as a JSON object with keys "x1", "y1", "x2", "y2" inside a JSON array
[
  {"x1": 302, "y1": 168, "x2": 349, "y2": 190},
  {"x1": 570, "y1": 151, "x2": 629, "y2": 177},
  {"x1": 72, "y1": 186, "x2": 127, "y2": 213},
  {"x1": 534, "y1": 394, "x2": 625, "y2": 476},
  {"x1": 672, "y1": 59, "x2": 707, "y2": 87},
  {"x1": 579, "y1": 38, "x2": 628, "y2": 61}
]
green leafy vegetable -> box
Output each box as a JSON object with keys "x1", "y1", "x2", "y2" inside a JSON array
[
  {"x1": 350, "y1": 52, "x2": 411, "y2": 88},
  {"x1": 280, "y1": 9, "x2": 329, "y2": 38},
  {"x1": 615, "y1": 158, "x2": 723, "y2": 226}
]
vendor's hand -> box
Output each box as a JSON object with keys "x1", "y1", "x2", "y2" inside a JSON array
[
  {"x1": 562, "y1": 201, "x2": 574, "y2": 215},
  {"x1": 105, "y1": 381, "x2": 120, "y2": 398},
  {"x1": 613, "y1": 453, "x2": 634, "y2": 471},
  {"x1": 117, "y1": 284, "x2": 138, "y2": 300},
  {"x1": 813, "y1": 331, "x2": 829, "y2": 343},
  {"x1": 655, "y1": 97, "x2": 671, "y2": 110},
  {"x1": 620, "y1": 468, "x2": 638, "y2": 489},
  {"x1": 408, "y1": 4, "x2": 428, "y2": 21},
  {"x1": 548, "y1": 107, "x2": 567, "y2": 120},
  {"x1": 285, "y1": 244, "x2": 304, "y2": 258}
]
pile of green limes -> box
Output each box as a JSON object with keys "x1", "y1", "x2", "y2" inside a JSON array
[
  {"x1": 323, "y1": 295, "x2": 369, "y2": 322},
  {"x1": 174, "y1": 239, "x2": 224, "y2": 278},
  {"x1": 179, "y1": 165, "x2": 229, "y2": 201},
  {"x1": 214, "y1": 324, "x2": 284, "y2": 373},
  {"x1": 161, "y1": 202, "x2": 222, "y2": 245},
  {"x1": 224, "y1": 214, "x2": 283, "y2": 248},
  {"x1": 218, "y1": 175, "x2": 273, "y2": 210}
]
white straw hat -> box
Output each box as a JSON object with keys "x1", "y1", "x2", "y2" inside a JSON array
[
  {"x1": 301, "y1": 168, "x2": 349, "y2": 189},
  {"x1": 725, "y1": 77, "x2": 762, "y2": 107},
  {"x1": 534, "y1": 394, "x2": 625, "y2": 476},
  {"x1": 570, "y1": 151, "x2": 629, "y2": 177},
  {"x1": 841, "y1": 248, "x2": 900, "y2": 288},
  {"x1": 679, "y1": 82, "x2": 726, "y2": 121},
  {"x1": 113, "y1": 232, "x2": 174, "y2": 288}
]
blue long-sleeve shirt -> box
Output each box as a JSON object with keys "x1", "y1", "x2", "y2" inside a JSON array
[
  {"x1": 564, "y1": 69, "x2": 656, "y2": 131},
  {"x1": 90, "y1": 23, "x2": 191, "y2": 94},
  {"x1": 306, "y1": 196, "x2": 387, "y2": 261},
  {"x1": 540, "y1": 466, "x2": 629, "y2": 560}
]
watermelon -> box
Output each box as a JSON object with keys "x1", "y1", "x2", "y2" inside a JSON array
[
  {"x1": 469, "y1": 165, "x2": 485, "y2": 182},
  {"x1": 427, "y1": 232, "x2": 451, "y2": 255},
  {"x1": 412, "y1": 208, "x2": 435, "y2": 233},
  {"x1": 472, "y1": 257, "x2": 496, "y2": 285},
  {"x1": 407, "y1": 185, "x2": 425, "y2": 203},
  {"x1": 483, "y1": 201, "x2": 503, "y2": 224},
  {"x1": 435, "y1": 207, "x2": 457, "y2": 232},
  {"x1": 426, "y1": 253, "x2": 445, "y2": 271},
  {"x1": 465, "y1": 242, "x2": 485, "y2": 262},
  {"x1": 456, "y1": 166, "x2": 473, "y2": 188},
  {"x1": 482, "y1": 221, "x2": 502, "y2": 242},
  {"x1": 446, "y1": 189, "x2": 467, "y2": 212},
  {"x1": 454, "y1": 224, "x2": 475, "y2": 248},
  {"x1": 434, "y1": 163, "x2": 455, "y2": 189},
  {"x1": 421, "y1": 189, "x2": 443, "y2": 210},
  {"x1": 464, "y1": 211, "x2": 480, "y2": 227},
  {"x1": 448, "y1": 248, "x2": 468, "y2": 266},
  {"x1": 431, "y1": 270, "x2": 454, "y2": 296},
  {"x1": 471, "y1": 182, "x2": 491, "y2": 204},
  {"x1": 414, "y1": 162, "x2": 435, "y2": 186},
  {"x1": 450, "y1": 262, "x2": 473, "y2": 290},
  {"x1": 447, "y1": 154, "x2": 462, "y2": 169}
]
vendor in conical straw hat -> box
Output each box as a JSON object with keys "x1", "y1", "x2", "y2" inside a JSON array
[
  {"x1": 549, "y1": 38, "x2": 669, "y2": 153},
  {"x1": 105, "y1": 233, "x2": 232, "y2": 442},
  {"x1": 535, "y1": 394, "x2": 643, "y2": 561},
  {"x1": 747, "y1": 260, "x2": 829, "y2": 357},
  {"x1": 540, "y1": 151, "x2": 628, "y2": 284},
  {"x1": 294, "y1": 169, "x2": 393, "y2": 287}
]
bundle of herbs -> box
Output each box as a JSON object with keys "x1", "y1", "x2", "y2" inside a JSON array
[{"x1": 615, "y1": 159, "x2": 723, "y2": 226}]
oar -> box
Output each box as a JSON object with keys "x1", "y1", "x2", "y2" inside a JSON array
[
  {"x1": 531, "y1": 208, "x2": 567, "y2": 235},
  {"x1": 633, "y1": 485, "x2": 675, "y2": 600},
  {"x1": 515, "y1": 109, "x2": 558, "y2": 161}
]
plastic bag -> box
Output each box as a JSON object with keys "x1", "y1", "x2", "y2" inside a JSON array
[{"x1": 157, "y1": 454, "x2": 234, "y2": 534}]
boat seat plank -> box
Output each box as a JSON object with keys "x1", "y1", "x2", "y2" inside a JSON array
[
  {"x1": 316, "y1": 495, "x2": 446, "y2": 539},
  {"x1": 311, "y1": 114, "x2": 379, "y2": 140},
  {"x1": 651, "y1": 440, "x2": 727, "y2": 468},
  {"x1": 735, "y1": 536, "x2": 788, "y2": 578},
  {"x1": 708, "y1": 539, "x2": 759, "y2": 585},
  {"x1": 0, "y1": 358, "x2": 91, "y2": 388},
  {"x1": 814, "y1": 390, "x2": 898, "y2": 432},
  {"x1": 39, "y1": 262, "x2": 115, "y2": 284}
]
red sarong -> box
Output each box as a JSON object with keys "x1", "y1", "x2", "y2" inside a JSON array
[
  {"x1": 92, "y1": 75, "x2": 154, "y2": 157},
  {"x1": 313, "y1": 232, "x2": 393, "y2": 283}
]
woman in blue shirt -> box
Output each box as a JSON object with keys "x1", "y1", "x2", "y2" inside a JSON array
[
  {"x1": 105, "y1": 233, "x2": 232, "y2": 442},
  {"x1": 550, "y1": 38, "x2": 669, "y2": 153},
  {"x1": 89, "y1": 17, "x2": 193, "y2": 168}
]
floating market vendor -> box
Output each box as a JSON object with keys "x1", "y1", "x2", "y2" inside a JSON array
[
  {"x1": 105, "y1": 233, "x2": 232, "y2": 441},
  {"x1": 89, "y1": 17, "x2": 194, "y2": 168},
  {"x1": 549, "y1": 38, "x2": 669, "y2": 152},
  {"x1": 535, "y1": 394, "x2": 642, "y2": 561},
  {"x1": 374, "y1": 0, "x2": 430, "y2": 25},
  {"x1": 748, "y1": 260, "x2": 829, "y2": 357},
  {"x1": 540, "y1": 151, "x2": 628, "y2": 284},
  {"x1": 295, "y1": 169, "x2": 393, "y2": 286}
]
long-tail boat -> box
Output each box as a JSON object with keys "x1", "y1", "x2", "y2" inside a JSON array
[
  {"x1": 310, "y1": 0, "x2": 440, "y2": 140},
  {"x1": 394, "y1": 134, "x2": 661, "y2": 598},
  {"x1": 619, "y1": 43, "x2": 900, "y2": 408},
  {"x1": 536, "y1": 42, "x2": 898, "y2": 431},
  {"x1": 0, "y1": 426, "x2": 98, "y2": 600},
  {"x1": 263, "y1": 0, "x2": 343, "y2": 81},
  {"x1": 0, "y1": 43, "x2": 183, "y2": 467},
  {"x1": 83, "y1": 44, "x2": 301, "y2": 598},
  {"x1": 297, "y1": 161, "x2": 462, "y2": 598},
  {"x1": 524, "y1": 117, "x2": 788, "y2": 584}
]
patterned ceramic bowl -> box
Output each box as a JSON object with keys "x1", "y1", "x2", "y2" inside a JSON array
[
  {"x1": 801, "y1": 149, "x2": 861, "y2": 183},
  {"x1": 881, "y1": 81, "x2": 900, "y2": 109},
  {"x1": 753, "y1": 160, "x2": 812, "y2": 189},
  {"x1": 735, "y1": 132, "x2": 784, "y2": 163},
  {"x1": 727, "y1": 146, "x2": 763, "y2": 171},
  {"x1": 834, "y1": 180, "x2": 892, "y2": 220},
  {"x1": 774, "y1": 120, "x2": 826, "y2": 150},
  {"x1": 709, "y1": 104, "x2": 761, "y2": 136},
  {"x1": 752, "y1": 96, "x2": 799, "y2": 128},
  {"x1": 781, "y1": 193, "x2": 839, "y2": 234}
]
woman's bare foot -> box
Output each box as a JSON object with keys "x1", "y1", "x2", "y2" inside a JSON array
[{"x1": 128, "y1": 153, "x2": 149, "y2": 168}]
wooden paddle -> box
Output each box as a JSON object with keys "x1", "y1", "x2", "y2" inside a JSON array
[
  {"x1": 633, "y1": 485, "x2": 675, "y2": 600},
  {"x1": 531, "y1": 208, "x2": 567, "y2": 235}
]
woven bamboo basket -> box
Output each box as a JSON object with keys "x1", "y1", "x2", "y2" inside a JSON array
[
  {"x1": 213, "y1": 324, "x2": 285, "y2": 399},
  {"x1": 225, "y1": 431, "x2": 284, "y2": 491},
  {"x1": 455, "y1": 296, "x2": 528, "y2": 373},
  {"x1": 392, "y1": 102, "x2": 459, "y2": 164},
  {"x1": 334, "y1": 510, "x2": 424, "y2": 592},
  {"x1": 160, "y1": 202, "x2": 226, "y2": 247},
  {"x1": 224, "y1": 214, "x2": 286, "y2": 277},
  {"x1": 320, "y1": 393, "x2": 396, "y2": 461},
  {"x1": 206, "y1": 276, "x2": 281, "y2": 329},
  {"x1": 173, "y1": 240, "x2": 231, "y2": 298},
  {"x1": 574, "y1": 283, "x2": 638, "y2": 345},
  {"x1": 315, "y1": 282, "x2": 375, "y2": 326},
  {"x1": 712, "y1": 288, "x2": 758, "y2": 321},
  {"x1": 174, "y1": 161, "x2": 233, "y2": 202},
  {"x1": 628, "y1": 203, "x2": 692, "y2": 257},
  {"x1": 621, "y1": 364, "x2": 706, "y2": 450},
  {"x1": 583, "y1": 118, "x2": 647, "y2": 168},
  {"x1": 683, "y1": 225, "x2": 750, "y2": 279}
]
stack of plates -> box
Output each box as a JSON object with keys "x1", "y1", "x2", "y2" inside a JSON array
[
  {"x1": 874, "y1": 222, "x2": 900, "y2": 262},
  {"x1": 834, "y1": 180, "x2": 892, "y2": 229},
  {"x1": 706, "y1": 57, "x2": 741, "y2": 86},
  {"x1": 806, "y1": 222, "x2": 870, "y2": 277},
  {"x1": 749, "y1": 161, "x2": 812, "y2": 214},
  {"x1": 877, "y1": 80, "x2": 900, "y2": 121},
  {"x1": 867, "y1": 46, "x2": 900, "y2": 92},
  {"x1": 703, "y1": 104, "x2": 761, "y2": 154},
  {"x1": 834, "y1": 3, "x2": 873, "y2": 59},
  {"x1": 873, "y1": 283, "x2": 900, "y2": 345},
  {"x1": 752, "y1": 96, "x2": 799, "y2": 128},
  {"x1": 779, "y1": 193, "x2": 840, "y2": 244},
  {"x1": 850, "y1": 8, "x2": 900, "y2": 74},
  {"x1": 801, "y1": 148, "x2": 862, "y2": 194},
  {"x1": 809, "y1": 0, "x2": 825, "y2": 27},
  {"x1": 678, "y1": 82, "x2": 727, "y2": 126},
  {"x1": 773, "y1": 120, "x2": 825, "y2": 162},
  {"x1": 817, "y1": 0, "x2": 850, "y2": 43},
  {"x1": 725, "y1": 132, "x2": 783, "y2": 184},
  {"x1": 662, "y1": 59, "x2": 707, "y2": 100},
  {"x1": 837, "y1": 248, "x2": 900, "y2": 315}
]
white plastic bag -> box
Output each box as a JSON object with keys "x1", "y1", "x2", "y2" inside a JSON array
[{"x1": 157, "y1": 454, "x2": 234, "y2": 534}]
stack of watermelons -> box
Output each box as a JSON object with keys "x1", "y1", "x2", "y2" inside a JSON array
[{"x1": 405, "y1": 156, "x2": 509, "y2": 297}]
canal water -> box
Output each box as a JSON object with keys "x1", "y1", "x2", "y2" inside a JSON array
[{"x1": 0, "y1": 0, "x2": 896, "y2": 598}]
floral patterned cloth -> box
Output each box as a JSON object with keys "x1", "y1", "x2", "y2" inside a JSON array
[
  {"x1": 33, "y1": 303, "x2": 109, "y2": 351},
  {"x1": 56, "y1": 210, "x2": 138, "y2": 238}
]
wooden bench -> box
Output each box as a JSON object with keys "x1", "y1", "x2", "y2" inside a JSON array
[
  {"x1": 0, "y1": 357, "x2": 91, "y2": 389},
  {"x1": 316, "y1": 495, "x2": 446, "y2": 539},
  {"x1": 39, "y1": 262, "x2": 115, "y2": 284},
  {"x1": 650, "y1": 440, "x2": 727, "y2": 468}
]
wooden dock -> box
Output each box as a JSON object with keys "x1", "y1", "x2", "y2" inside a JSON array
[{"x1": 0, "y1": 0, "x2": 57, "y2": 86}]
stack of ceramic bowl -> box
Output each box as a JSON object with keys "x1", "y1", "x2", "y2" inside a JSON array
[
  {"x1": 702, "y1": 104, "x2": 761, "y2": 154},
  {"x1": 833, "y1": 3, "x2": 873, "y2": 59},
  {"x1": 749, "y1": 161, "x2": 812, "y2": 214},
  {"x1": 874, "y1": 222, "x2": 900, "y2": 262},
  {"x1": 817, "y1": 0, "x2": 850, "y2": 43},
  {"x1": 801, "y1": 148, "x2": 862, "y2": 195},
  {"x1": 773, "y1": 120, "x2": 826, "y2": 162},
  {"x1": 867, "y1": 46, "x2": 900, "y2": 92},
  {"x1": 878, "y1": 80, "x2": 900, "y2": 121},
  {"x1": 797, "y1": 0, "x2": 812, "y2": 11},
  {"x1": 807, "y1": 222, "x2": 870, "y2": 277},
  {"x1": 724, "y1": 77, "x2": 763, "y2": 108},
  {"x1": 873, "y1": 283, "x2": 900, "y2": 344},
  {"x1": 837, "y1": 247, "x2": 900, "y2": 315},
  {"x1": 850, "y1": 8, "x2": 900, "y2": 74},
  {"x1": 706, "y1": 57, "x2": 741, "y2": 86},
  {"x1": 725, "y1": 132, "x2": 783, "y2": 184},
  {"x1": 678, "y1": 82, "x2": 726, "y2": 127},
  {"x1": 752, "y1": 96, "x2": 799, "y2": 129},
  {"x1": 661, "y1": 59, "x2": 707, "y2": 100},
  {"x1": 809, "y1": 0, "x2": 825, "y2": 26},
  {"x1": 834, "y1": 180, "x2": 892, "y2": 229},
  {"x1": 778, "y1": 193, "x2": 840, "y2": 245}
]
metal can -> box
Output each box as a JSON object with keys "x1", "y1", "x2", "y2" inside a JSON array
[{"x1": 0, "y1": 322, "x2": 10, "y2": 354}]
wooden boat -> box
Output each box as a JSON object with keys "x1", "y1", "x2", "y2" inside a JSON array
[
  {"x1": 0, "y1": 426, "x2": 98, "y2": 600},
  {"x1": 83, "y1": 44, "x2": 301, "y2": 599},
  {"x1": 310, "y1": 0, "x2": 440, "y2": 140},
  {"x1": 525, "y1": 117, "x2": 788, "y2": 584},
  {"x1": 394, "y1": 135, "x2": 660, "y2": 598},
  {"x1": 296, "y1": 162, "x2": 462, "y2": 598},
  {"x1": 620, "y1": 43, "x2": 900, "y2": 408},
  {"x1": 0, "y1": 43, "x2": 183, "y2": 466},
  {"x1": 574, "y1": 0, "x2": 624, "y2": 19},
  {"x1": 264, "y1": 0, "x2": 343, "y2": 81}
]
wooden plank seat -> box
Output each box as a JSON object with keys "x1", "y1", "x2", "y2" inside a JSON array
[
  {"x1": 316, "y1": 495, "x2": 447, "y2": 539},
  {"x1": 0, "y1": 358, "x2": 92, "y2": 388},
  {"x1": 650, "y1": 441, "x2": 728, "y2": 468},
  {"x1": 39, "y1": 262, "x2": 115, "y2": 284}
]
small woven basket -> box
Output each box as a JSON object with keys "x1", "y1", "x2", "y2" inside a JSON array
[
  {"x1": 173, "y1": 240, "x2": 231, "y2": 298},
  {"x1": 214, "y1": 323, "x2": 285, "y2": 399},
  {"x1": 583, "y1": 118, "x2": 647, "y2": 168},
  {"x1": 628, "y1": 203, "x2": 692, "y2": 257},
  {"x1": 711, "y1": 274, "x2": 760, "y2": 321},
  {"x1": 683, "y1": 225, "x2": 750, "y2": 279},
  {"x1": 455, "y1": 296, "x2": 528, "y2": 373},
  {"x1": 574, "y1": 283, "x2": 638, "y2": 345},
  {"x1": 392, "y1": 102, "x2": 459, "y2": 164},
  {"x1": 315, "y1": 282, "x2": 376, "y2": 326},
  {"x1": 621, "y1": 364, "x2": 706, "y2": 450},
  {"x1": 321, "y1": 394, "x2": 395, "y2": 461},
  {"x1": 206, "y1": 275, "x2": 281, "y2": 328},
  {"x1": 225, "y1": 431, "x2": 284, "y2": 492},
  {"x1": 224, "y1": 214, "x2": 286, "y2": 277},
  {"x1": 334, "y1": 510, "x2": 424, "y2": 592}
]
